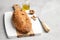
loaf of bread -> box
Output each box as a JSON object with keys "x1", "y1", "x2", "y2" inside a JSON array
[{"x1": 12, "y1": 4, "x2": 32, "y2": 34}]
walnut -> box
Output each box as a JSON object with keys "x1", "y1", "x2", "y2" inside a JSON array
[
  {"x1": 31, "y1": 15, "x2": 36, "y2": 21},
  {"x1": 29, "y1": 10, "x2": 35, "y2": 15}
]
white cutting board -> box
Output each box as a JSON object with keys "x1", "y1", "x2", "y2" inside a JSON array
[{"x1": 4, "y1": 10, "x2": 43, "y2": 38}]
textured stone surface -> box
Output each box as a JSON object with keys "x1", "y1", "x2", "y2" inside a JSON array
[{"x1": 0, "y1": 0, "x2": 60, "y2": 40}]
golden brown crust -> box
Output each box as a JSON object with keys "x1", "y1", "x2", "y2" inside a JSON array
[{"x1": 12, "y1": 4, "x2": 32, "y2": 34}]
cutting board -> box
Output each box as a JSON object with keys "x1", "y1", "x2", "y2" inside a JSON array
[{"x1": 4, "y1": 10, "x2": 43, "y2": 38}]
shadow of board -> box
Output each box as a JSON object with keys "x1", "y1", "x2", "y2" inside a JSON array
[{"x1": 3, "y1": 14, "x2": 9, "y2": 38}]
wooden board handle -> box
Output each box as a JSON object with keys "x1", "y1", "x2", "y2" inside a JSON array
[{"x1": 40, "y1": 21, "x2": 50, "y2": 33}]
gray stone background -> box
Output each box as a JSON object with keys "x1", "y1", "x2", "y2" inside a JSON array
[{"x1": 0, "y1": 0, "x2": 60, "y2": 40}]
